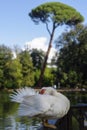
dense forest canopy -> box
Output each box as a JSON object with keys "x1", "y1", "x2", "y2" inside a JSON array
[{"x1": 56, "y1": 24, "x2": 87, "y2": 88}]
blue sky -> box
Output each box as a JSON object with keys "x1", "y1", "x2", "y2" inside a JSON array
[{"x1": 0, "y1": 0, "x2": 87, "y2": 50}]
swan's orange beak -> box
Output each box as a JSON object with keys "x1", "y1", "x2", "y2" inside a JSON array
[{"x1": 39, "y1": 89, "x2": 46, "y2": 94}]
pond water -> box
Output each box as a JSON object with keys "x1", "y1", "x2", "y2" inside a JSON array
[{"x1": 0, "y1": 90, "x2": 87, "y2": 130}]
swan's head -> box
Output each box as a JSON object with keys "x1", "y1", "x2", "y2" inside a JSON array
[{"x1": 39, "y1": 87, "x2": 57, "y2": 96}]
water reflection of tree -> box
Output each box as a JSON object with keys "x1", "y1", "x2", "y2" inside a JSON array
[
  {"x1": 64, "y1": 91, "x2": 87, "y2": 105},
  {"x1": 0, "y1": 91, "x2": 18, "y2": 116}
]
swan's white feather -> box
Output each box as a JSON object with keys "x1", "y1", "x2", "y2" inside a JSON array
[
  {"x1": 18, "y1": 95, "x2": 50, "y2": 117},
  {"x1": 10, "y1": 87, "x2": 37, "y2": 103},
  {"x1": 18, "y1": 94, "x2": 70, "y2": 118},
  {"x1": 10, "y1": 87, "x2": 70, "y2": 119}
]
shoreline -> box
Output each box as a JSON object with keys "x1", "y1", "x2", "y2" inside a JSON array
[{"x1": 2, "y1": 87, "x2": 86, "y2": 93}]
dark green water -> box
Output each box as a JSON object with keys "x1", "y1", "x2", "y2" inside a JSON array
[{"x1": 0, "y1": 90, "x2": 87, "y2": 130}]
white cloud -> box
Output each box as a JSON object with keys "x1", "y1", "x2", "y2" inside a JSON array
[
  {"x1": 25, "y1": 37, "x2": 47, "y2": 51},
  {"x1": 24, "y1": 37, "x2": 56, "y2": 63}
]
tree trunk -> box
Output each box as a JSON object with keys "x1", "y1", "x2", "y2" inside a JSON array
[{"x1": 36, "y1": 27, "x2": 55, "y2": 88}]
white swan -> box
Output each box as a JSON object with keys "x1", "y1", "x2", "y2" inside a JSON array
[{"x1": 10, "y1": 87, "x2": 70, "y2": 129}]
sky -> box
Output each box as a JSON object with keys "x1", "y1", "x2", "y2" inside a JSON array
[{"x1": 0, "y1": 0, "x2": 87, "y2": 60}]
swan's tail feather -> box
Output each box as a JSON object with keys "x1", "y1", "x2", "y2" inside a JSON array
[{"x1": 10, "y1": 87, "x2": 37, "y2": 103}]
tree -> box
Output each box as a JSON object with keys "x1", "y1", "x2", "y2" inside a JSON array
[
  {"x1": 29, "y1": 2, "x2": 84, "y2": 87},
  {"x1": 0, "y1": 45, "x2": 13, "y2": 89},
  {"x1": 0, "y1": 69, "x2": 3, "y2": 88},
  {"x1": 19, "y1": 49, "x2": 34, "y2": 87},
  {"x1": 30, "y1": 49, "x2": 45, "y2": 70},
  {"x1": 43, "y1": 67, "x2": 56, "y2": 87},
  {"x1": 4, "y1": 58, "x2": 22, "y2": 89},
  {"x1": 56, "y1": 24, "x2": 87, "y2": 88}
]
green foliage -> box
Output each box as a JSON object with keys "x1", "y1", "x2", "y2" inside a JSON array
[
  {"x1": 43, "y1": 67, "x2": 55, "y2": 86},
  {"x1": 0, "y1": 45, "x2": 35, "y2": 89},
  {"x1": 33, "y1": 69, "x2": 40, "y2": 87},
  {"x1": 4, "y1": 59, "x2": 22, "y2": 89},
  {"x1": 0, "y1": 45, "x2": 13, "y2": 89},
  {"x1": 67, "y1": 71, "x2": 78, "y2": 87},
  {"x1": 29, "y1": 2, "x2": 84, "y2": 26},
  {"x1": 0, "y1": 69, "x2": 3, "y2": 88},
  {"x1": 72, "y1": 116, "x2": 79, "y2": 130},
  {"x1": 0, "y1": 45, "x2": 13, "y2": 70},
  {"x1": 56, "y1": 24, "x2": 87, "y2": 88},
  {"x1": 30, "y1": 49, "x2": 45, "y2": 70},
  {"x1": 19, "y1": 50, "x2": 35, "y2": 87},
  {"x1": 33, "y1": 67, "x2": 55, "y2": 87}
]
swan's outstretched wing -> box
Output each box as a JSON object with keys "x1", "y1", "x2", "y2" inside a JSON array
[
  {"x1": 18, "y1": 95, "x2": 51, "y2": 117},
  {"x1": 10, "y1": 87, "x2": 37, "y2": 103}
]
